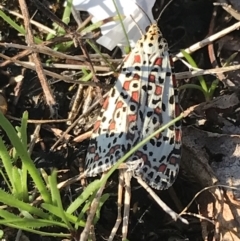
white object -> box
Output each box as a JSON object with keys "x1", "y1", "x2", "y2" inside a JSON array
[{"x1": 72, "y1": 0, "x2": 156, "y2": 52}]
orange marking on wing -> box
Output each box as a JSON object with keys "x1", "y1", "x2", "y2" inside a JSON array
[
  {"x1": 94, "y1": 154, "x2": 100, "y2": 162},
  {"x1": 154, "y1": 106, "x2": 162, "y2": 114},
  {"x1": 134, "y1": 54, "x2": 141, "y2": 63},
  {"x1": 175, "y1": 129, "x2": 181, "y2": 142},
  {"x1": 149, "y1": 74, "x2": 155, "y2": 82},
  {"x1": 154, "y1": 57, "x2": 163, "y2": 66},
  {"x1": 155, "y1": 85, "x2": 162, "y2": 95},
  {"x1": 132, "y1": 91, "x2": 139, "y2": 102},
  {"x1": 123, "y1": 80, "x2": 130, "y2": 90},
  {"x1": 136, "y1": 151, "x2": 149, "y2": 164},
  {"x1": 116, "y1": 101, "x2": 124, "y2": 109},
  {"x1": 109, "y1": 147, "x2": 115, "y2": 154},
  {"x1": 175, "y1": 104, "x2": 180, "y2": 116},
  {"x1": 107, "y1": 145, "x2": 121, "y2": 156},
  {"x1": 93, "y1": 120, "x2": 101, "y2": 131},
  {"x1": 133, "y1": 73, "x2": 140, "y2": 80},
  {"x1": 155, "y1": 132, "x2": 162, "y2": 139},
  {"x1": 128, "y1": 114, "x2": 137, "y2": 123},
  {"x1": 109, "y1": 121, "x2": 116, "y2": 131},
  {"x1": 88, "y1": 146, "x2": 96, "y2": 154},
  {"x1": 102, "y1": 96, "x2": 109, "y2": 110},
  {"x1": 115, "y1": 144, "x2": 120, "y2": 150},
  {"x1": 172, "y1": 74, "x2": 177, "y2": 87},
  {"x1": 141, "y1": 153, "x2": 148, "y2": 163},
  {"x1": 158, "y1": 163, "x2": 167, "y2": 173},
  {"x1": 169, "y1": 156, "x2": 180, "y2": 165},
  {"x1": 124, "y1": 54, "x2": 130, "y2": 62}
]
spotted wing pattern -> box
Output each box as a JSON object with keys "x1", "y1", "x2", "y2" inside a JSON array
[{"x1": 85, "y1": 23, "x2": 181, "y2": 190}]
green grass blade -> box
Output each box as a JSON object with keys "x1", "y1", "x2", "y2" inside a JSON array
[
  {"x1": 0, "y1": 206, "x2": 24, "y2": 220},
  {"x1": 80, "y1": 15, "x2": 124, "y2": 34},
  {"x1": 46, "y1": 0, "x2": 73, "y2": 40},
  {"x1": 80, "y1": 70, "x2": 93, "y2": 81},
  {"x1": 179, "y1": 83, "x2": 205, "y2": 92},
  {"x1": 19, "y1": 111, "x2": 28, "y2": 147},
  {"x1": 0, "y1": 189, "x2": 49, "y2": 219},
  {"x1": 0, "y1": 137, "x2": 14, "y2": 190},
  {"x1": 18, "y1": 112, "x2": 29, "y2": 201},
  {"x1": 0, "y1": 111, "x2": 51, "y2": 203},
  {"x1": 62, "y1": 0, "x2": 73, "y2": 26},
  {"x1": 94, "y1": 193, "x2": 109, "y2": 224},
  {"x1": 0, "y1": 9, "x2": 25, "y2": 35},
  {"x1": 208, "y1": 79, "x2": 219, "y2": 97},
  {"x1": 12, "y1": 166, "x2": 23, "y2": 198},
  {"x1": 0, "y1": 169, "x2": 11, "y2": 190},
  {"x1": 223, "y1": 52, "x2": 238, "y2": 67},
  {"x1": 86, "y1": 39, "x2": 115, "y2": 71},
  {"x1": 0, "y1": 10, "x2": 42, "y2": 44},
  {"x1": 66, "y1": 179, "x2": 101, "y2": 214},
  {"x1": 0, "y1": 213, "x2": 71, "y2": 237},
  {"x1": 0, "y1": 209, "x2": 67, "y2": 228},
  {"x1": 0, "y1": 218, "x2": 66, "y2": 228},
  {"x1": 48, "y1": 169, "x2": 73, "y2": 229},
  {"x1": 181, "y1": 49, "x2": 209, "y2": 100},
  {"x1": 48, "y1": 172, "x2": 57, "y2": 206},
  {"x1": 41, "y1": 203, "x2": 85, "y2": 227},
  {"x1": 112, "y1": 0, "x2": 130, "y2": 53},
  {"x1": 74, "y1": 198, "x2": 92, "y2": 229}
]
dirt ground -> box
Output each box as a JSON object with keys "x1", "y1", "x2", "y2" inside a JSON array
[{"x1": 0, "y1": 0, "x2": 240, "y2": 240}]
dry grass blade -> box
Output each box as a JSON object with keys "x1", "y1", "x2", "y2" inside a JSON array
[
  {"x1": 79, "y1": 174, "x2": 106, "y2": 241},
  {"x1": 174, "y1": 20, "x2": 240, "y2": 60},
  {"x1": 18, "y1": 0, "x2": 57, "y2": 117},
  {"x1": 136, "y1": 177, "x2": 188, "y2": 224},
  {"x1": 108, "y1": 170, "x2": 125, "y2": 241}
]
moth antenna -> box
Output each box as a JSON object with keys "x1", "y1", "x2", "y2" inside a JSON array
[
  {"x1": 156, "y1": 0, "x2": 174, "y2": 22},
  {"x1": 133, "y1": 1, "x2": 152, "y2": 25},
  {"x1": 130, "y1": 14, "x2": 144, "y2": 35}
]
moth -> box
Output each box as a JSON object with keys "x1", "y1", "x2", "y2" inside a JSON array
[{"x1": 85, "y1": 23, "x2": 181, "y2": 190}]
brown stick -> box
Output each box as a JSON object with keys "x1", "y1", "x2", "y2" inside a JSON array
[{"x1": 18, "y1": 0, "x2": 57, "y2": 117}]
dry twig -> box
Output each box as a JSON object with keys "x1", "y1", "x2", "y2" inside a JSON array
[{"x1": 18, "y1": 0, "x2": 57, "y2": 116}]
